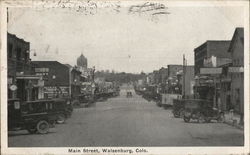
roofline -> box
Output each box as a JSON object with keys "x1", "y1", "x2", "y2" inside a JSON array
[
  {"x1": 194, "y1": 40, "x2": 231, "y2": 52},
  {"x1": 7, "y1": 32, "x2": 30, "y2": 44},
  {"x1": 228, "y1": 27, "x2": 244, "y2": 53}
]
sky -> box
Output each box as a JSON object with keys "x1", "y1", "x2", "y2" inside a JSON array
[{"x1": 7, "y1": 2, "x2": 245, "y2": 73}]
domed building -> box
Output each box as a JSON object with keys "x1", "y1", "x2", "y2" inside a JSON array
[{"x1": 77, "y1": 53, "x2": 88, "y2": 69}]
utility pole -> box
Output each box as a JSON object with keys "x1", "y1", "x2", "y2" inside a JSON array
[{"x1": 183, "y1": 54, "x2": 186, "y2": 98}]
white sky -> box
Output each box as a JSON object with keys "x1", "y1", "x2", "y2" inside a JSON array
[{"x1": 8, "y1": 3, "x2": 244, "y2": 73}]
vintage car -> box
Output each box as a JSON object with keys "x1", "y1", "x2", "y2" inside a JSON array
[
  {"x1": 172, "y1": 99, "x2": 185, "y2": 118},
  {"x1": 126, "y1": 91, "x2": 133, "y2": 98},
  {"x1": 183, "y1": 99, "x2": 225, "y2": 123},
  {"x1": 52, "y1": 97, "x2": 73, "y2": 124},
  {"x1": 8, "y1": 99, "x2": 59, "y2": 134},
  {"x1": 78, "y1": 94, "x2": 94, "y2": 107}
]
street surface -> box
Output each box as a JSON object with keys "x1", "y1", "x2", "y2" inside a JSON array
[{"x1": 8, "y1": 85, "x2": 244, "y2": 147}]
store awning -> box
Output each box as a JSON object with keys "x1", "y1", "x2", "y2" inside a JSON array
[
  {"x1": 16, "y1": 75, "x2": 42, "y2": 80},
  {"x1": 228, "y1": 67, "x2": 244, "y2": 73},
  {"x1": 200, "y1": 68, "x2": 222, "y2": 75}
]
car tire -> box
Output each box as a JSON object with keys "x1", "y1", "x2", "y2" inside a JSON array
[
  {"x1": 173, "y1": 112, "x2": 179, "y2": 118},
  {"x1": 184, "y1": 116, "x2": 190, "y2": 123},
  {"x1": 180, "y1": 110, "x2": 185, "y2": 118},
  {"x1": 57, "y1": 114, "x2": 66, "y2": 124},
  {"x1": 36, "y1": 120, "x2": 49, "y2": 134}
]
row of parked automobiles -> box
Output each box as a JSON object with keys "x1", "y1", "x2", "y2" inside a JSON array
[
  {"x1": 172, "y1": 99, "x2": 225, "y2": 123},
  {"x1": 8, "y1": 98, "x2": 73, "y2": 134},
  {"x1": 134, "y1": 86, "x2": 225, "y2": 123}
]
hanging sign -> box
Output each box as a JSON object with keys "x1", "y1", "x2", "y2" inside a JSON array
[
  {"x1": 200, "y1": 68, "x2": 222, "y2": 75},
  {"x1": 9, "y1": 85, "x2": 17, "y2": 91},
  {"x1": 228, "y1": 67, "x2": 244, "y2": 73}
]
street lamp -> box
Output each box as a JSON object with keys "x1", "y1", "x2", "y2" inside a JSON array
[{"x1": 52, "y1": 75, "x2": 56, "y2": 98}]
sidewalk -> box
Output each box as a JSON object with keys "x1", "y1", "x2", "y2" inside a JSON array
[{"x1": 224, "y1": 111, "x2": 244, "y2": 130}]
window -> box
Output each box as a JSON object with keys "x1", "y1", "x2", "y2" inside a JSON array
[
  {"x1": 24, "y1": 52, "x2": 28, "y2": 62},
  {"x1": 8, "y1": 43, "x2": 13, "y2": 58},
  {"x1": 16, "y1": 48, "x2": 21, "y2": 60}
]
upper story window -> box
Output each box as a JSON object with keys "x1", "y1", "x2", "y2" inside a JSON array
[
  {"x1": 8, "y1": 43, "x2": 13, "y2": 58},
  {"x1": 24, "y1": 51, "x2": 29, "y2": 62},
  {"x1": 16, "y1": 48, "x2": 21, "y2": 61}
]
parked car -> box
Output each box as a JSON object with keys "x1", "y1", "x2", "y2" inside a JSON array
[
  {"x1": 172, "y1": 99, "x2": 185, "y2": 118},
  {"x1": 78, "y1": 94, "x2": 94, "y2": 107},
  {"x1": 8, "y1": 99, "x2": 58, "y2": 134},
  {"x1": 183, "y1": 99, "x2": 225, "y2": 123},
  {"x1": 52, "y1": 97, "x2": 73, "y2": 124}
]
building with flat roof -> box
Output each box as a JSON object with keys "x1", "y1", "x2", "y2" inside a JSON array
[{"x1": 194, "y1": 40, "x2": 231, "y2": 75}]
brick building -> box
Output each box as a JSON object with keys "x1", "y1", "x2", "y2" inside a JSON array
[
  {"x1": 167, "y1": 65, "x2": 182, "y2": 94},
  {"x1": 158, "y1": 67, "x2": 168, "y2": 93},
  {"x1": 7, "y1": 33, "x2": 44, "y2": 101},
  {"x1": 228, "y1": 28, "x2": 244, "y2": 120},
  {"x1": 32, "y1": 61, "x2": 82, "y2": 99},
  {"x1": 182, "y1": 66, "x2": 195, "y2": 98},
  {"x1": 194, "y1": 41, "x2": 231, "y2": 75}
]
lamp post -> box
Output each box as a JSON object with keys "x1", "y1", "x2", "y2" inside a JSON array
[{"x1": 52, "y1": 75, "x2": 56, "y2": 98}]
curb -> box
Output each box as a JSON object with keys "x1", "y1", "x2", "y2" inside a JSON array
[{"x1": 224, "y1": 120, "x2": 244, "y2": 130}]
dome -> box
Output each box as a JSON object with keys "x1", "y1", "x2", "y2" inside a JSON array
[{"x1": 77, "y1": 54, "x2": 88, "y2": 68}]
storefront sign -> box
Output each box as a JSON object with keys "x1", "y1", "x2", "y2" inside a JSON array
[
  {"x1": 200, "y1": 68, "x2": 222, "y2": 75},
  {"x1": 44, "y1": 86, "x2": 69, "y2": 94},
  {"x1": 228, "y1": 67, "x2": 244, "y2": 73},
  {"x1": 9, "y1": 85, "x2": 17, "y2": 91},
  {"x1": 14, "y1": 101, "x2": 20, "y2": 109},
  {"x1": 35, "y1": 68, "x2": 49, "y2": 73}
]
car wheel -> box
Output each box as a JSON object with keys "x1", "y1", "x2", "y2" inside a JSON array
[
  {"x1": 36, "y1": 120, "x2": 49, "y2": 134},
  {"x1": 173, "y1": 112, "x2": 179, "y2": 118},
  {"x1": 198, "y1": 113, "x2": 206, "y2": 123},
  {"x1": 57, "y1": 114, "x2": 66, "y2": 124},
  {"x1": 27, "y1": 128, "x2": 37, "y2": 134},
  {"x1": 184, "y1": 116, "x2": 190, "y2": 123}
]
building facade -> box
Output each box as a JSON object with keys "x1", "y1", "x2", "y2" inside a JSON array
[
  {"x1": 228, "y1": 28, "x2": 244, "y2": 120},
  {"x1": 158, "y1": 67, "x2": 168, "y2": 93},
  {"x1": 32, "y1": 61, "x2": 82, "y2": 99},
  {"x1": 194, "y1": 41, "x2": 231, "y2": 75},
  {"x1": 8, "y1": 33, "x2": 44, "y2": 101},
  {"x1": 167, "y1": 65, "x2": 182, "y2": 94},
  {"x1": 182, "y1": 66, "x2": 195, "y2": 99}
]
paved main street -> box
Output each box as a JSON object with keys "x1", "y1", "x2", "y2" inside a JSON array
[{"x1": 8, "y1": 85, "x2": 243, "y2": 147}]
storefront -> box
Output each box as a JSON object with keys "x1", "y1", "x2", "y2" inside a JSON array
[{"x1": 15, "y1": 75, "x2": 44, "y2": 101}]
